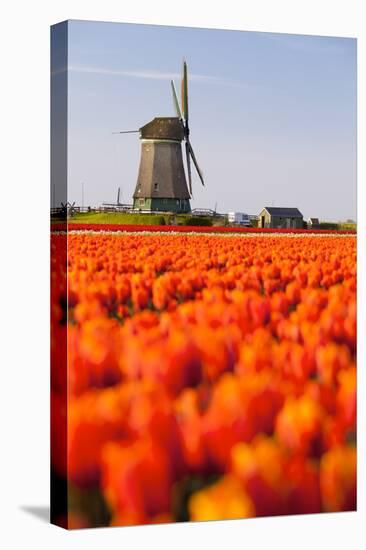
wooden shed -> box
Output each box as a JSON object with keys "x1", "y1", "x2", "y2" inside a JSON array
[
  {"x1": 307, "y1": 217, "x2": 320, "y2": 229},
  {"x1": 258, "y1": 207, "x2": 303, "y2": 229}
]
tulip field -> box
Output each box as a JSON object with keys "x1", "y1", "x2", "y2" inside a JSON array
[{"x1": 51, "y1": 229, "x2": 356, "y2": 528}]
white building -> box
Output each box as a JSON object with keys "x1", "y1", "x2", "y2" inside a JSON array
[{"x1": 228, "y1": 212, "x2": 251, "y2": 226}]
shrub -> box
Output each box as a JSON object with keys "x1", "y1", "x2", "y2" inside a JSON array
[
  {"x1": 319, "y1": 222, "x2": 339, "y2": 230},
  {"x1": 184, "y1": 217, "x2": 213, "y2": 226}
]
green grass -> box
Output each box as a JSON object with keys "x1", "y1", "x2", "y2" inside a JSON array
[
  {"x1": 68, "y1": 211, "x2": 223, "y2": 227},
  {"x1": 68, "y1": 212, "x2": 170, "y2": 225}
]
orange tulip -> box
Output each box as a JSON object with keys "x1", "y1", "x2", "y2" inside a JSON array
[
  {"x1": 49, "y1": 232, "x2": 356, "y2": 526},
  {"x1": 320, "y1": 445, "x2": 356, "y2": 512},
  {"x1": 275, "y1": 395, "x2": 325, "y2": 456},
  {"x1": 101, "y1": 439, "x2": 174, "y2": 525},
  {"x1": 189, "y1": 475, "x2": 255, "y2": 521}
]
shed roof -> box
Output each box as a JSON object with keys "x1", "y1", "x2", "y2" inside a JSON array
[
  {"x1": 263, "y1": 207, "x2": 303, "y2": 218},
  {"x1": 308, "y1": 217, "x2": 320, "y2": 224}
]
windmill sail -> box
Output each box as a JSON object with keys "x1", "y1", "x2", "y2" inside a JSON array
[
  {"x1": 187, "y1": 140, "x2": 204, "y2": 186},
  {"x1": 171, "y1": 60, "x2": 204, "y2": 192},
  {"x1": 112, "y1": 130, "x2": 139, "y2": 134},
  {"x1": 181, "y1": 60, "x2": 189, "y2": 123},
  {"x1": 185, "y1": 141, "x2": 193, "y2": 195},
  {"x1": 171, "y1": 80, "x2": 183, "y2": 120}
]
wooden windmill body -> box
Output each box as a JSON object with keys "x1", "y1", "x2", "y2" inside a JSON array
[
  {"x1": 115, "y1": 62, "x2": 204, "y2": 213},
  {"x1": 133, "y1": 117, "x2": 191, "y2": 213}
]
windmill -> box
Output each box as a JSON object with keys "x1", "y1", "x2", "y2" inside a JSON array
[
  {"x1": 60, "y1": 201, "x2": 77, "y2": 217},
  {"x1": 114, "y1": 61, "x2": 204, "y2": 213}
]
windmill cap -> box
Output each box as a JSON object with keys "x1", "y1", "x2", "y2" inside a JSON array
[{"x1": 139, "y1": 117, "x2": 184, "y2": 141}]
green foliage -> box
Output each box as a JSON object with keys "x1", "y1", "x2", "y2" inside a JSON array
[
  {"x1": 183, "y1": 217, "x2": 213, "y2": 226},
  {"x1": 319, "y1": 222, "x2": 340, "y2": 230},
  {"x1": 315, "y1": 221, "x2": 356, "y2": 231},
  {"x1": 338, "y1": 222, "x2": 357, "y2": 231}
]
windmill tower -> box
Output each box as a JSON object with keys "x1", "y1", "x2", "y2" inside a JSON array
[{"x1": 114, "y1": 61, "x2": 204, "y2": 213}]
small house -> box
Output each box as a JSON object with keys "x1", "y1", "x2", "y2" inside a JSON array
[
  {"x1": 258, "y1": 207, "x2": 303, "y2": 229},
  {"x1": 307, "y1": 217, "x2": 320, "y2": 229}
]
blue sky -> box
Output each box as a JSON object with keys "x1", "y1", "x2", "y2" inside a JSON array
[{"x1": 63, "y1": 20, "x2": 356, "y2": 220}]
